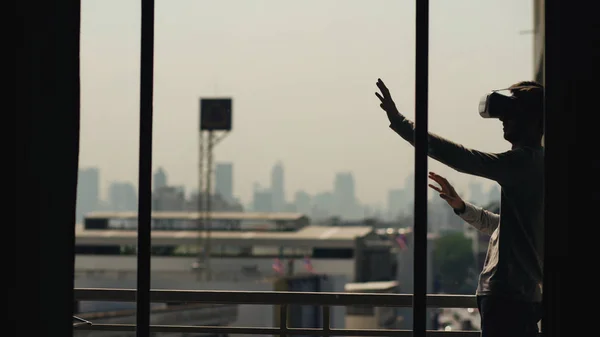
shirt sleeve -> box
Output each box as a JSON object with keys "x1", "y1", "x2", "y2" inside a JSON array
[
  {"x1": 388, "y1": 116, "x2": 532, "y2": 184},
  {"x1": 455, "y1": 201, "x2": 500, "y2": 235}
]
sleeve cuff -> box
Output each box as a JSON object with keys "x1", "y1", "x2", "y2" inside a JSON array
[
  {"x1": 455, "y1": 201, "x2": 480, "y2": 222},
  {"x1": 453, "y1": 206, "x2": 465, "y2": 215}
]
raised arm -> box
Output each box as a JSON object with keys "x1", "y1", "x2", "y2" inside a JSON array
[
  {"x1": 375, "y1": 78, "x2": 528, "y2": 184},
  {"x1": 455, "y1": 202, "x2": 500, "y2": 235},
  {"x1": 388, "y1": 116, "x2": 524, "y2": 183}
]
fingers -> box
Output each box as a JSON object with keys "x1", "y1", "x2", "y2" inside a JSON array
[
  {"x1": 429, "y1": 171, "x2": 450, "y2": 187},
  {"x1": 429, "y1": 171, "x2": 444, "y2": 181},
  {"x1": 429, "y1": 172, "x2": 460, "y2": 204},
  {"x1": 376, "y1": 91, "x2": 392, "y2": 112},
  {"x1": 440, "y1": 193, "x2": 453, "y2": 201},
  {"x1": 376, "y1": 78, "x2": 390, "y2": 96},
  {"x1": 440, "y1": 193, "x2": 456, "y2": 201},
  {"x1": 429, "y1": 172, "x2": 460, "y2": 199},
  {"x1": 428, "y1": 173, "x2": 446, "y2": 187},
  {"x1": 428, "y1": 183, "x2": 442, "y2": 193}
]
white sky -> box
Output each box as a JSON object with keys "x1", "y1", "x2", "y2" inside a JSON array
[{"x1": 79, "y1": 0, "x2": 534, "y2": 206}]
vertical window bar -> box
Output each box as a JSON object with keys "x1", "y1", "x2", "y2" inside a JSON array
[
  {"x1": 413, "y1": 0, "x2": 429, "y2": 336},
  {"x1": 322, "y1": 305, "x2": 331, "y2": 337},
  {"x1": 279, "y1": 304, "x2": 288, "y2": 337},
  {"x1": 136, "y1": 0, "x2": 155, "y2": 336}
]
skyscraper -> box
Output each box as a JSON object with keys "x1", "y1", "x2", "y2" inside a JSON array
[
  {"x1": 293, "y1": 190, "x2": 312, "y2": 215},
  {"x1": 153, "y1": 167, "x2": 167, "y2": 191},
  {"x1": 153, "y1": 186, "x2": 185, "y2": 211},
  {"x1": 253, "y1": 188, "x2": 273, "y2": 212},
  {"x1": 108, "y1": 181, "x2": 137, "y2": 211},
  {"x1": 468, "y1": 180, "x2": 485, "y2": 204},
  {"x1": 215, "y1": 162, "x2": 233, "y2": 202},
  {"x1": 76, "y1": 167, "x2": 99, "y2": 224},
  {"x1": 387, "y1": 188, "x2": 407, "y2": 221},
  {"x1": 333, "y1": 172, "x2": 356, "y2": 219},
  {"x1": 270, "y1": 161, "x2": 285, "y2": 212},
  {"x1": 312, "y1": 191, "x2": 334, "y2": 220}
]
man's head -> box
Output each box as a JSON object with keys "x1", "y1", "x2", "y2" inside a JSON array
[{"x1": 500, "y1": 81, "x2": 544, "y2": 145}]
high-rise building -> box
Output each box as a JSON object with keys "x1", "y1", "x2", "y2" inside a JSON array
[
  {"x1": 153, "y1": 167, "x2": 167, "y2": 191},
  {"x1": 108, "y1": 181, "x2": 137, "y2": 211},
  {"x1": 215, "y1": 162, "x2": 233, "y2": 202},
  {"x1": 387, "y1": 188, "x2": 407, "y2": 221},
  {"x1": 253, "y1": 188, "x2": 273, "y2": 212},
  {"x1": 333, "y1": 172, "x2": 356, "y2": 219},
  {"x1": 270, "y1": 161, "x2": 285, "y2": 211},
  {"x1": 468, "y1": 181, "x2": 485, "y2": 204},
  {"x1": 293, "y1": 190, "x2": 312, "y2": 215},
  {"x1": 153, "y1": 186, "x2": 185, "y2": 211},
  {"x1": 403, "y1": 172, "x2": 415, "y2": 208},
  {"x1": 76, "y1": 167, "x2": 99, "y2": 224},
  {"x1": 388, "y1": 172, "x2": 415, "y2": 221},
  {"x1": 312, "y1": 191, "x2": 334, "y2": 220}
]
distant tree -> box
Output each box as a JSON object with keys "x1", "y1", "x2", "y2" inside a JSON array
[{"x1": 432, "y1": 232, "x2": 475, "y2": 293}]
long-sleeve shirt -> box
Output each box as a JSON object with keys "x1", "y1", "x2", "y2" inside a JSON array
[
  {"x1": 389, "y1": 116, "x2": 544, "y2": 302},
  {"x1": 456, "y1": 201, "x2": 500, "y2": 235}
]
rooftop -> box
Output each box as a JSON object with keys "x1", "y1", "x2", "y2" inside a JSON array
[
  {"x1": 75, "y1": 225, "x2": 374, "y2": 248},
  {"x1": 84, "y1": 211, "x2": 308, "y2": 221}
]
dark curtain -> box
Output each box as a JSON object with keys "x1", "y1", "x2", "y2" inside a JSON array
[
  {"x1": 15, "y1": 1, "x2": 80, "y2": 336},
  {"x1": 544, "y1": 1, "x2": 595, "y2": 336}
]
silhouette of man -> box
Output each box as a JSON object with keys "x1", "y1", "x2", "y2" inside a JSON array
[{"x1": 375, "y1": 79, "x2": 544, "y2": 337}]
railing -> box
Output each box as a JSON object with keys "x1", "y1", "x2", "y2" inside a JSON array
[
  {"x1": 74, "y1": 301, "x2": 238, "y2": 333},
  {"x1": 74, "y1": 288, "x2": 481, "y2": 336},
  {"x1": 74, "y1": 268, "x2": 267, "y2": 282}
]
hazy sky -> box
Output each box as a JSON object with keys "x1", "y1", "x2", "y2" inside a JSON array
[{"x1": 79, "y1": 0, "x2": 534, "y2": 206}]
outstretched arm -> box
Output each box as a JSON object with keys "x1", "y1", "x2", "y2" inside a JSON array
[
  {"x1": 455, "y1": 202, "x2": 500, "y2": 235},
  {"x1": 375, "y1": 79, "x2": 528, "y2": 184},
  {"x1": 388, "y1": 116, "x2": 522, "y2": 183},
  {"x1": 427, "y1": 172, "x2": 499, "y2": 235}
]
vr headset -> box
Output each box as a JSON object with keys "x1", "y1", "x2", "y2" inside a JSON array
[{"x1": 478, "y1": 86, "x2": 538, "y2": 119}]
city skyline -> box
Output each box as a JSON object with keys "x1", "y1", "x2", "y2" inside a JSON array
[
  {"x1": 77, "y1": 160, "x2": 500, "y2": 223},
  {"x1": 80, "y1": 161, "x2": 499, "y2": 206}
]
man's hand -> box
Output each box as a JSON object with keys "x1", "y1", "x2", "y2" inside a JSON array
[
  {"x1": 375, "y1": 78, "x2": 403, "y2": 123},
  {"x1": 428, "y1": 171, "x2": 466, "y2": 212}
]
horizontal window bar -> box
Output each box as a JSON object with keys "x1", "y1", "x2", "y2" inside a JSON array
[
  {"x1": 73, "y1": 324, "x2": 482, "y2": 337},
  {"x1": 74, "y1": 288, "x2": 476, "y2": 308}
]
